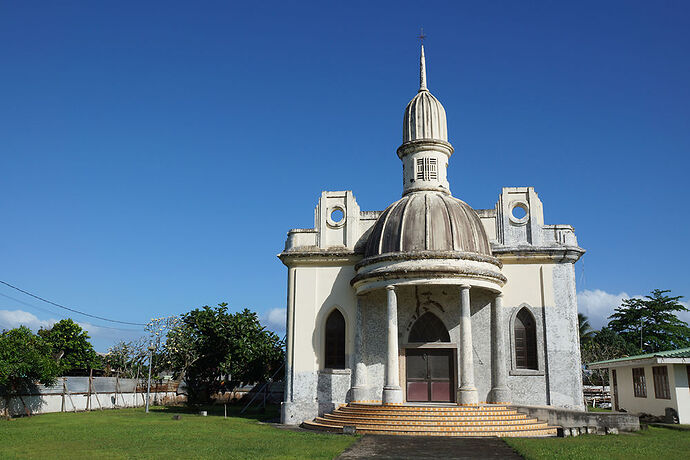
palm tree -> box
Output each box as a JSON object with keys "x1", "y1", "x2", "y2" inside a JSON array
[{"x1": 578, "y1": 313, "x2": 596, "y2": 344}]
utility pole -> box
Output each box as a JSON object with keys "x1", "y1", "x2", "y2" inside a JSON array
[
  {"x1": 639, "y1": 317, "x2": 643, "y2": 351},
  {"x1": 146, "y1": 343, "x2": 154, "y2": 413}
]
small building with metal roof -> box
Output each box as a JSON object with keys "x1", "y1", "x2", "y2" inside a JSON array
[{"x1": 589, "y1": 347, "x2": 690, "y2": 423}]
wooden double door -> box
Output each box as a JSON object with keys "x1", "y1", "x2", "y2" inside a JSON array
[{"x1": 405, "y1": 348, "x2": 454, "y2": 402}]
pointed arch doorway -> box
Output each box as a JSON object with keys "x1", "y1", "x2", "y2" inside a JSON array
[{"x1": 405, "y1": 313, "x2": 456, "y2": 403}]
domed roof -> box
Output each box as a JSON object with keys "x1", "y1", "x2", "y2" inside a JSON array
[
  {"x1": 364, "y1": 192, "x2": 491, "y2": 258},
  {"x1": 403, "y1": 90, "x2": 448, "y2": 143},
  {"x1": 402, "y1": 45, "x2": 448, "y2": 144}
]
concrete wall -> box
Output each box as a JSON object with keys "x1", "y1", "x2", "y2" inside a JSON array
[
  {"x1": 611, "y1": 364, "x2": 689, "y2": 423},
  {"x1": 1, "y1": 390, "x2": 182, "y2": 417}
]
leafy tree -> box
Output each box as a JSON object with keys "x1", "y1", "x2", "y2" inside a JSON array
[
  {"x1": 581, "y1": 327, "x2": 639, "y2": 385},
  {"x1": 165, "y1": 303, "x2": 284, "y2": 404},
  {"x1": 38, "y1": 319, "x2": 99, "y2": 374},
  {"x1": 103, "y1": 339, "x2": 149, "y2": 378},
  {"x1": 608, "y1": 289, "x2": 690, "y2": 353},
  {"x1": 0, "y1": 327, "x2": 59, "y2": 397},
  {"x1": 578, "y1": 313, "x2": 595, "y2": 345}
]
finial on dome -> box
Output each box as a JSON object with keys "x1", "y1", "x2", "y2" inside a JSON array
[{"x1": 420, "y1": 44, "x2": 427, "y2": 91}]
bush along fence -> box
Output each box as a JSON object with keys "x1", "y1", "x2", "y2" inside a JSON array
[{"x1": 1, "y1": 375, "x2": 185, "y2": 417}]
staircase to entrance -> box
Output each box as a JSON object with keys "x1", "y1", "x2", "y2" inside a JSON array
[{"x1": 303, "y1": 403, "x2": 558, "y2": 437}]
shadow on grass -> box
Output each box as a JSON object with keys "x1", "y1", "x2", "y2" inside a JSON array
[{"x1": 151, "y1": 403, "x2": 280, "y2": 422}]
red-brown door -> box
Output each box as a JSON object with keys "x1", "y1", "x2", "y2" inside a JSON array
[{"x1": 406, "y1": 349, "x2": 453, "y2": 402}]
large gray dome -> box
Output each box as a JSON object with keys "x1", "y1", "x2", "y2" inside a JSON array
[{"x1": 364, "y1": 192, "x2": 491, "y2": 258}]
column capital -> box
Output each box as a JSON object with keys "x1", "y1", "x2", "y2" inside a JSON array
[
  {"x1": 496, "y1": 293, "x2": 504, "y2": 299},
  {"x1": 386, "y1": 285, "x2": 396, "y2": 291},
  {"x1": 460, "y1": 284, "x2": 471, "y2": 290}
]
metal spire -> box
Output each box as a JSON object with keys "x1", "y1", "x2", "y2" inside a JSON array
[
  {"x1": 418, "y1": 28, "x2": 427, "y2": 91},
  {"x1": 420, "y1": 44, "x2": 427, "y2": 91}
]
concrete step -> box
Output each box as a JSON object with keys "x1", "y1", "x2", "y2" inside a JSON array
[
  {"x1": 321, "y1": 414, "x2": 537, "y2": 426},
  {"x1": 302, "y1": 403, "x2": 559, "y2": 438},
  {"x1": 313, "y1": 418, "x2": 549, "y2": 432},
  {"x1": 303, "y1": 420, "x2": 558, "y2": 437},
  {"x1": 336, "y1": 408, "x2": 521, "y2": 418},
  {"x1": 348, "y1": 403, "x2": 510, "y2": 412}
]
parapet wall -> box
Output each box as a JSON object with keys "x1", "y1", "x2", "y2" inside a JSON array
[{"x1": 513, "y1": 405, "x2": 640, "y2": 432}]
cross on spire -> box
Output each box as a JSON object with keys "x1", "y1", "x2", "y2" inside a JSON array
[{"x1": 418, "y1": 27, "x2": 426, "y2": 44}]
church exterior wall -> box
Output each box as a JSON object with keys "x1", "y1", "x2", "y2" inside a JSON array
[
  {"x1": 282, "y1": 264, "x2": 358, "y2": 424},
  {"x1": 546, "y1": 262, "x2": 585, "y2": 409}
]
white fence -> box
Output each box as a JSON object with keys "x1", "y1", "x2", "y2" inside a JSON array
[{"x1": 1, "y1": 376, "x2": 184, "y2": 417}]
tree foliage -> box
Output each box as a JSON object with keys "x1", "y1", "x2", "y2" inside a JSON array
[
  {"x1": 0, "y1": 326, "x2": 59, "y2": 392},
  {"x1": 578, "y1": 313, "x2": 595, "y2": 345},
  {"x1": 581, "y1": 327, "x2": 639, "y2": 385},
  {"x1": 607, "y1": 289, "x2": 690, "y2": 353},
  {"x1": 582, "y1": 289, "x2": 690, "y2": 385},
  {"x1": 103, "y1": 339, "x2": 149, "y2": 378},
  {"x1": 38, "y1": 319, "x2": 99, "y2": 374},
  {"x1": 165, "y1": 303, "x2": 284, "y2": 404}
]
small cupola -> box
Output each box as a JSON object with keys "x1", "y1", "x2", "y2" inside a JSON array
[
  {"x1": 402, "y1": 45, "x2": 448, "y2": 144},
  {"x1": 398, "y1": 45, "x2": 454, "y2": 196}
]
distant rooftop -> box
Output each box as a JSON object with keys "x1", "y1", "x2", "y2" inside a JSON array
[{"x1": 588, "y1": 347, "x2": 690, "y2": 369}]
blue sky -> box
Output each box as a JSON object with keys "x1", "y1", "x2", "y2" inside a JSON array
[{"x1": 1, "y1": 1, "x2": 689, "y2": 351}]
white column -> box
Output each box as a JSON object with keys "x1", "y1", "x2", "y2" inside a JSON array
[
  {"x1": 382, "y1": 285, "x2": 403, "y2": 404},
  {"x1": 489, "y1": 293, "x2": 511, "y2": 403},
  {"x1": 458, "y1": 284, "x2": 478, "y2": 404},
  {"x1": 351, "y1": 299, "x2": 368, "y2": 402},
  {"x1": 284, "y1": 267, "x2": 296, "y2": 403}
]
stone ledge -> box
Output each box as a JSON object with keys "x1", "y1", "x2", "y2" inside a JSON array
[
  {"x1": 319, "y1": 368, "x2": 352, "y2": 375},
  {"x1": 512, "y1": 404, "x2": 640, "y2": 432}
]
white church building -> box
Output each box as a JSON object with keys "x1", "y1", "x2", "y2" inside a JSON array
[{"x1": 279, "y1": 46, "x2": 586, "y2": 428}]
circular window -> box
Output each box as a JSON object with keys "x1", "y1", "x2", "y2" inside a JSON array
[
  {"x1": 331, "y1": 209, "x2": 344, "y2": 224},
  {"x1": 326, "y1": 206, "x2": 346, "y2": 227},
  {"x1": 509, "y1": 202, "x2": 529, "y2": 225}
]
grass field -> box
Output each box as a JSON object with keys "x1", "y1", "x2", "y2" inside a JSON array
[
  {"x1": 504, "y1": 426, "x2": 690, "y2": 460},
  {"x1": 0, "y1": 405, "x2": 357, "y2": 459}
]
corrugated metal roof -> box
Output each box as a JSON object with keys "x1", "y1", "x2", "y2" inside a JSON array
[{"x1": 588, "y1": 347, "x2": 690, "y2": 366}]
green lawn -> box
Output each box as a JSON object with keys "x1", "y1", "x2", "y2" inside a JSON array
[
  {"x1": 505, "y1": 426, "x2": 690, "y2": 460},
  {"x1": 0, "y1": 405, "x2": 357, "y2": 459}
]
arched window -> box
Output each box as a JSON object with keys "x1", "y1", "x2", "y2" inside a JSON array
[
  {"x1": 408, "y1": 312, "x2": 450, "y2": 343},
  {"x1": 324, "y1": 309, "x2": 346, "y2": 369},
  {"x1": 514, "y1": 308, "x2": 538, "y2": 370}
]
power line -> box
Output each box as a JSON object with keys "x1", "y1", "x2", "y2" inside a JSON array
[
  {"x1": 0, "y1": 280, "x2": 147, "y2": 327},
  {"x1": 0, "y1": 291, "x2": 64, "y2": 318},
  {"x1": 0, "y1": 295, "x2": 143, "y2": 333}
]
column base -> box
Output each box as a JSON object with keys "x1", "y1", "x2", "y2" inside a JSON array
[
  {"x1": 350, "y1": 386, "x2": 369, "y2": 402},
  {"x1": 281, "y1": 401, "x2": 319, "y2": 425},
  {"x1": 488, "y1": 387, "x2": 511, "y2": 404},
  {"x1": 457, "y1": 387, "x2": 479, "y2": 405},
  {"x1": 382, "y1": 386, "x2": 403, "y2": 405}
]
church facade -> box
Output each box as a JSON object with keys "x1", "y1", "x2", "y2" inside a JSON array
[{"x1": 279, "y1": 47, "x2": 585, "y2": 425}]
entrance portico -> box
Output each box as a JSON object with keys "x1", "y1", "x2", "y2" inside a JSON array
[{"x1": 352, "y1": 276, "x2": 510, "y2": 406}]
